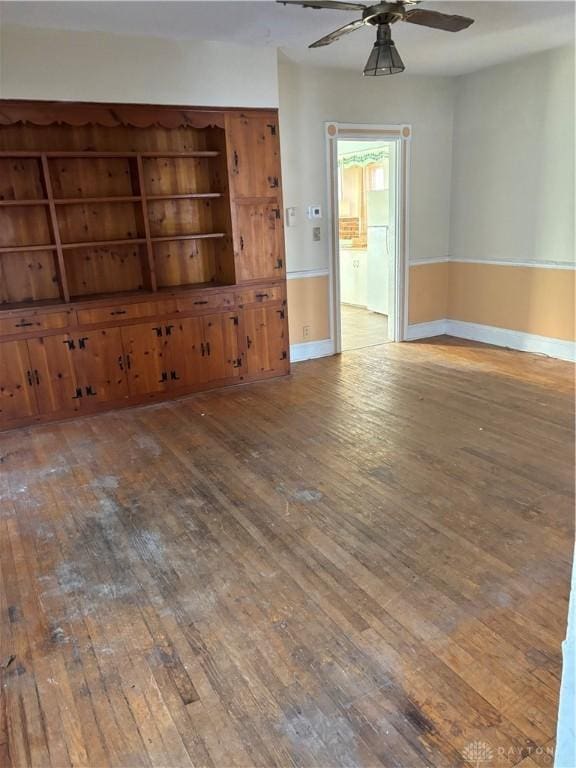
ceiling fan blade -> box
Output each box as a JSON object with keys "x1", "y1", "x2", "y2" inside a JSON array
[
  {"x1": 309, "y1": 17, "x2": 367, "y2": 47},
  {"x1": 278, "y1": 0, "x2": 368, "y2": 12},
  {"x1": 403, "y1": 8, "x2": 474, "y2": 31}
]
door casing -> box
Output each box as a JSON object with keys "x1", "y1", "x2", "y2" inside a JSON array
[{"x1": 325, "y1": 123, "x2": 411, "y2": 352}]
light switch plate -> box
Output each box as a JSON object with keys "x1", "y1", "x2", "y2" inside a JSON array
[
  {"x1": 313, "y1": 226, "x2": 321, "y2": 242},
  {"x1": 285, "y1": 207, "x2": 297, "y2": 227}
]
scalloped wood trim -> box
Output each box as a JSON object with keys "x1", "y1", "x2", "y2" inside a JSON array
[{"x1": 0, "y1": 101, "x2": 226, "y2": 130}]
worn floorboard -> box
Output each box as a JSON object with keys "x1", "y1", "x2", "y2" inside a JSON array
[{"x1": 0, "y1": 336, "x2": 573, "y2": 768}]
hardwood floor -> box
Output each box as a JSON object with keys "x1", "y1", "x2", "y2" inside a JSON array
[
  {"x1": 0, "y1": 337, "x2": 573, "y2": 768},
  {"x1": 341, "y1": 305, "x2": 390, "y2": 351}
]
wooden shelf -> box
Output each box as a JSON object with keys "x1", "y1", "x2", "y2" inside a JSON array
[
  {"x1": 157, "y1": 281, "x2": 227, "y2": 293},
  {"x1": 61, "y1": 238, "x2": 147, "y2": 250},
  {"x1": 141, "y1": 151, "x2": 219, "y2": 158},
  {"x1": 151, "y1": 233, "x2": 226, "y2": 244},
  {"x1": 0, "y1": 244, "x2": 56, "y2": 254},
  {"x1": 0, "y1": 297, "x2": 66, "y2": 312},
  {"x1": 69, "y1": 288, "x2": 149, "y2": 303},
  {"x1": 0, "y1": 199, "x2": 49, "y2": 207},
  {"x1": 0, "y1": 150, "x2": 219, "y2": 158},
  {"x1": 147, "y1": 193, "x2": 222, "y2": 201},
  {"x1": 54, "y1": 196, "x2": 142, "y2": 205}
]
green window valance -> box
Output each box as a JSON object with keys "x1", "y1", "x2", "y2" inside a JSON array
[{"x1": 338, "y1": 148, "x2": 389, "y2": 168}]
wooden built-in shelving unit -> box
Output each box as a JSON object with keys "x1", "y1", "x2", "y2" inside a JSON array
[
  {"x1": 0, "y1": 100, "x2": 288, "y2": 429},
  {"x1": 0, "y1": 145, "x2": 233, "y2": 304}
]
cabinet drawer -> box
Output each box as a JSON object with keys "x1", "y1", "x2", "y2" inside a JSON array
[
  {"x1": 77, "y1": 299, "x2": 177, "y2": 326},
  {"x1": 177, "y1": 292, "x2": 235, "y2": 314},
  {"x1": 0, "y1": 310, "x2": 71, "y2": 337},
  {"x1": 235, "y1": 286, "x2": 284, "y2": 306}
]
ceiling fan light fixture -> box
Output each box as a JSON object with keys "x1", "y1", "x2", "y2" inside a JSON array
[{"x1": 363, "y1": 23, "x2": 405, "y2": 76}]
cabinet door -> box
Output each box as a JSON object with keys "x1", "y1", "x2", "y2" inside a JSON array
[
  {"x1": 73, "y1": 328, "x2": 129, "y2": 405},
  {"x1": 244, "y1": 306, "x2": 288, "y2": 377},
  {"x1": 165, "y1": 317, "x2": 206, "y2": 388},
  {"x1": 234, "y1": 201, "x2": 285, "y2": 282},
  {"x1": 27, "y1": 334, "x2": 80, "y2": 415},
  {"x1": 227, "y1": 113, "x2": 281, "y2": 198},
  {"x1": 202, "y1": 313, "x2": 242, "y2": 383},
  {"x1": 121, "y1": 322, "x2": 168, "y2": 396},
  {"x1": 0, "y1": 340, "x2": 37, "y2": 426}
]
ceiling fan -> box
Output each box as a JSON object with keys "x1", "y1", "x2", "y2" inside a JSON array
[{"x1": 277, "y1": 1, "x2": 474, "y2": 75}]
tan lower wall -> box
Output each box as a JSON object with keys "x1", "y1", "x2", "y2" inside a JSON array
[
  {"x1": 448, "y1": 262, "x2": 575, "y2": 341},
  {"x1": 408, "y1": 262, "x2": 449, "y2": 324},
  {"x1": 290, "y1": 262, "x2": 575, "y2": 349},
  {"x1": 287, "y1": 275, "x2": 331, "y2": 344}
]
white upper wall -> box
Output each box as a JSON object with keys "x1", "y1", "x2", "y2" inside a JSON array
[
  {"x1": 0, "y1": 25, "x2": 279, "y2": 107},
  {"x1": 450, "y1": 45, "x2": 575, "y2": 265},
  {"x1": 278, "y1": 55, "x2": 455, "y2": 272},
  {"x1": 0, "y1": 22, "x2": 573, "y2": 273}
]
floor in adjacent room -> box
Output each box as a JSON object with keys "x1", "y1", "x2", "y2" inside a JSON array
[
  {"x1": 341, "y1": 304, "x2": 389, "y2": 351},
  {"x1": 0, "y1": 337, "x2": 573, "y2": 768}
]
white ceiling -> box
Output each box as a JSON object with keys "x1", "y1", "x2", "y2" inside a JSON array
[{"x1": 1, "y1": 0, "x2": 574, "y2": 76}]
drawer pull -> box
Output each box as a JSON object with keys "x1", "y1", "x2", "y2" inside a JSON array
[
  {"x1": 193, "y1": 300, "x2": 209, "y2": 306},
  {"x1": 255, "y1": 293, "x2": 269, "y2": 300},
  {"x1": 15, "y1": 321, "x2": 35, "y2": 328},
  {"x1": 110, "y1": 309, "x2": 127, "y2": 316}
]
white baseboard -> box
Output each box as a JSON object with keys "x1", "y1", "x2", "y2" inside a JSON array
[
  {"x1": 405, "y1": 320, "x2": 448, "y2": 340},
  {"x1": 290, "y1": 338, "x2": 335, "y2": 363},
  {"x1": 447, "y1": 320, "x2": 576, "y2": 362},
  {"x1": 406, "y1": 320, "x2": 575, "y2": 362}
]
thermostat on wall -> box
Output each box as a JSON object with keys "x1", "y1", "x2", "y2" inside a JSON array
[{"x1": 306, "y1": 205, "x2": 322, "y2": 220}]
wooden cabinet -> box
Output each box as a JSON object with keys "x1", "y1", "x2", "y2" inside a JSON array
[
  {"x1": 121, "y1": 322, "x2": 168, "y2": 396},
  {"x1": 72, "y1": 328, "x2": 129, "y2": 405},
  {"x1": 244, "y1": 306, "x2": 288, "y2": 377},
  {"x1": 201, "y1": 313, "x2": 242, "y2": 383},
  {"x1": 27, "y1": 334, "x2": 80, "y2": 415},
  {"x1": 0, "y1": 340, "x2": 37, "y2": 427},
  {"x1": 124, "y1": 312, "x2": 242, "y2": 395},
  {"x1": 227, "y1": 114, "x2": 281, "y2": 198},
  {"x1": 0, "y1": 100, "x2": 289, "y2": 430},
  {"x1": 0, "y1": 310, "x2": 71, "y2": 337},
  {"x1": 27, "y1": 329, "x2": 129, "y2": 416},
  {"x1": 234, "y1": 201, "x2": 285, "y2": 282},
  {"x1": 166, "y1": 317, "x2": 206, "y2": 389}
]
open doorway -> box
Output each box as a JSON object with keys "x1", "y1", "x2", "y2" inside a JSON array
[
  {"x1": 337, "y1": 139, "x2": 397, "y2": 351},
  {"x1": 326, "y1": 123, "x2": 410, "y2": 352}
]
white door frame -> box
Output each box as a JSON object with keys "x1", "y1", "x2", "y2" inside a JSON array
[{"x1": 326, "y1": 122, "x2": 411, "y2": 351}]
